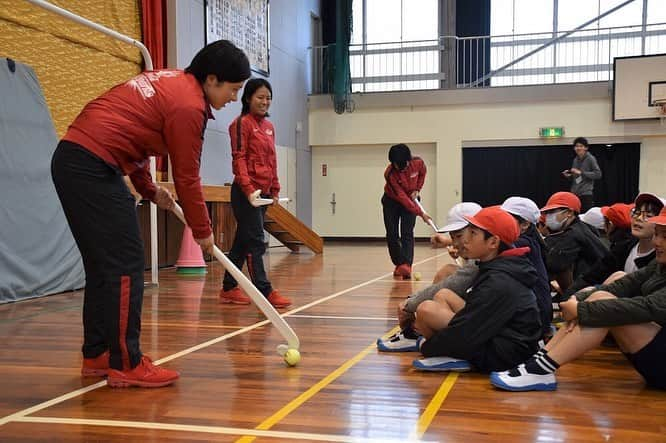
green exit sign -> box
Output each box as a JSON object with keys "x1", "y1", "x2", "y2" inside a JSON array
[{"x1": 539, "y1": 127, "x2": 565, "y2": 138}]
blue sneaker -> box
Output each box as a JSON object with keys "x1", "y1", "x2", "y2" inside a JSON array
[
  {"x1": 377, "y1": 332, "x2": 419, "y2": 352},
  {"x1": 490, "y1": 365, "x2": 557, "y2": 391},
  {"x1": 412, "y1": 356, "x2": 472, "y2": 372}
]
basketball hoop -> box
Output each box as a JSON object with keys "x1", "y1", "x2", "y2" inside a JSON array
[{"x1": 656, "y1": 99, "x2": 666, "y2": 126}]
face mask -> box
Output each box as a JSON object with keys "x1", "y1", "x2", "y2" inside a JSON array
[{"x1": 545, "y1": 212, "x2": 567, "y2": 231}]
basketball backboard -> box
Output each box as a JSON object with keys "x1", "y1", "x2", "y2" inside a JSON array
[{"x1": 613, "y1": 54, "x2": 666, "y2": 121}]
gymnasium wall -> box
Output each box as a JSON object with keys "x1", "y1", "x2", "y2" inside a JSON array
[
  {"x1": 309, "y1": 82, "x2": 666, "y2": 236},
  {"x1": 166, "y1": 0, "x2": 319, "y2": 226},
  {"x1": 0, "y1": 0, "x2": 142, "y2": 137}
]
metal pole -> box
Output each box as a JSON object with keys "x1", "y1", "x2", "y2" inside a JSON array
[{"x1": 26, "y1": 0, "x2": 159, "y2": 286}]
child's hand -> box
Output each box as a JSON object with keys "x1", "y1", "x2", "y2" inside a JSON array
[
  {"x1": 430, "y1": 234, "x2": 452, "y2": 248},
  {"x1": 447, "y1": 246, "x2": 459, "y2": 260},
  {"x1": 560, "y1": 296, "x2": 579, "y2": 322},
  {"x1": 397, "y1": 300, "x2": 415, "y2": 330}
]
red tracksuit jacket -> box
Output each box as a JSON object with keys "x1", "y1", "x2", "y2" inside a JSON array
[
  {"x1": 63, "y1": 70, "x2": 213, "y2": 239},
  {"x1": 229, "y1": 114, "x2": 280, "y2": 198},
  {"x1": 383, "y1": 157, "x2": 427, "y2": 215}
]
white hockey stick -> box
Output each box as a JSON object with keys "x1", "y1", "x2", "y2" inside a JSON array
[
  {"x1": 414, "y1": 198, "x2": 465, "y2": 267},
  {"x1": 171, "y1": 203, "x2": 300, "y2": 356}
]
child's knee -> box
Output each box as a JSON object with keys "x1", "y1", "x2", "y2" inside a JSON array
[
  {"x1": 416, "y1": 300, "x2": 437, "y2": 317},
  {"x1": 586, "y1": 290, "x2": 617, "y2": 302},
  {"x1": 604, "y1": 271, "x2": 626, "y2": 285},
  {"x1": 433, "y1": 288, "x2": 457, "y2": 304}
]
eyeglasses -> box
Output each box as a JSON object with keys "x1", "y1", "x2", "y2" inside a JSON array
[{"x1": 630, "y1": 209, "x2": 657, "y2": 220}]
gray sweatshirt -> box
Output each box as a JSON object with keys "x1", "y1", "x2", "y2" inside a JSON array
[
  {"x1": 404, "y1": 263, "x2": 479, "y2": 313},
  {"x1": 569, "y1": 152, "x2": 602, "y2": 196}
]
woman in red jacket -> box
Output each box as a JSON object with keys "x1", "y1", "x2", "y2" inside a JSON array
[
  {"x1": 51, "y1": 40, "x2": 250, "y2": 388},
  {"x1": 382, "y1": 144, "x2": 430, "y2": 279},
  {"x1": 220, "y1": 78, "x2": 291, "y2": 308}
]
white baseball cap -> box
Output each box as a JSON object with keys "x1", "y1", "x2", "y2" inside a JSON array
[
  {"x1": 634, "y1": 193, "x2": 666, "y2": 210},
  {"x1": 580, "y1": 207, "x2": 605, "y2": 230},
  {"x1": 500, "y1": 197, "x2": 540, "y2": 225},
  {"x1": 438, "y1": 202, "x2": 482, "y2": 233}
]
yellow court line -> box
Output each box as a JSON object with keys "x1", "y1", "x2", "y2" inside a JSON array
[
  {"x1": 0, "y1": 252, "x2": 448, "y2": 428},
  {"x1": 412, "y1": 373, "x2": 459, "y2": 440},
  {"x1": 234, "y1": 326, "x2": 401, "y2": 443}
]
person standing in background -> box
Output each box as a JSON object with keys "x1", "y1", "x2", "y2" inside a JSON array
[
  {"x1": 562, "y1": 137, "x2": 602, "y2": 213},
  {"x1": 220, "y1": 78, "x2": 292, "y2": 309},
  {"x1": 381, "y1": 143, "x2": 431, "y2": 280}
]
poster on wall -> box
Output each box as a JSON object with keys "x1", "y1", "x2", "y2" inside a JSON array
[{"x1": 205, "y1": 0, "x2": 270, "y2": 76}]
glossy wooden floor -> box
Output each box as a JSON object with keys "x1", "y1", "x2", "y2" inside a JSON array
[{"x1": 1, "y1": 242, "x2": 665, "y2": 442}]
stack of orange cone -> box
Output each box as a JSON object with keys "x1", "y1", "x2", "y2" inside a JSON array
[{"x1": 176, "y1": 226, "x2": 206, "y2": 275}]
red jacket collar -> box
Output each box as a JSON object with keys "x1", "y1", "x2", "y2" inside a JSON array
[{"x1": 499, "y1": 246, "x2": 531, "y2": 257}]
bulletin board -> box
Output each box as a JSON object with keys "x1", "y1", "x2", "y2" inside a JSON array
[{"x1": 205, "y1": 0, "x2": 270, "y2": 76}]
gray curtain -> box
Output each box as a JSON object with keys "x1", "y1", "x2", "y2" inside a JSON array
[{"x1": 0, "y1": 58, "x2": 84, "y2": 303}]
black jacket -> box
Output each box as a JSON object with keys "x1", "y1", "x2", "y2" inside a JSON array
[
  {"x1": 565, "y1": 229, "x2": 653, "y2": 296},
  {"x1": 544, "y1": 217, "x2": 609, "y2": 278},
  {"x1": 515, "y1": 225, "x2": 552, "y2": 338},
  {"x1": 421, "y1": 248, "x2": 542, "y2": 372}
]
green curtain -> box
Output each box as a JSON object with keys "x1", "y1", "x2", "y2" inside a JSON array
[{"x1": 332, "y1": 0, "x2": 352, "y2": 114}]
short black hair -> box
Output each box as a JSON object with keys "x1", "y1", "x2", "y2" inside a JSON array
[
  {"x1": 241, "y1": 78, "x2": 273, "y2": 115},
  {"x1": 573, "y1": 137, "x2": 589, "y2": 148},
  {"x1": 185, "y1": 40, "x2": 251, "y2": 84},
  {"x1": 388, "y1": 143, "x2": 412, "y2": 170},
  {"x1": 482, "y1": 228, "x2": 512, "y2": 252}
]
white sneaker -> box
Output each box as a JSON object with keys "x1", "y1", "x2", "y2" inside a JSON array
[
  {"x1": 490, "y1": 364, "x2": 557, "y2": 391},
  {"x1": 376, "y1": 332, "x2": 419, "y2": 352},
  {"x1": 412, "y1": 356, "x2": 472, "y2": 372}
]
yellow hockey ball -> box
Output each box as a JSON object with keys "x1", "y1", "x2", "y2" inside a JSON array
[
  {"x1": 284, "y1": 349, "x2": 301, "y2": 366},
  {"x1": 413, "y1": 272, "x2": 422, "y2": 281}
]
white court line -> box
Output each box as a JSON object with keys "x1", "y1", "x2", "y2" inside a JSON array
[
  {"x1": 14, "y1": 416, "x2": 434, "y2": 443},
  {"x1": 0, "y1": 252, "x2": 448, "y2": 427},
  {"x1": 288, "y1": 314, "x2": 398, "y2": 321}
]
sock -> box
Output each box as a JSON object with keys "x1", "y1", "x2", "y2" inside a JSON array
[
  {"x1": 509, "y1": 352, "x2": 559, "y2": 377},
  {"x1": 525, "y1": 352, "x2": 559, "y2": 375},
  {"x1": 402, "y1": 326, "x2": 419, "y2": 339}
]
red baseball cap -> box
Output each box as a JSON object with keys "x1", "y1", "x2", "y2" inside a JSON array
[
  {"x1": 541, "y1": 192, "x2": 582, "y2": 213},
  {"x1": 648, "y1": 207, "x2": 666, "y2": 226},
  {"x1": 601, "y1": 203, "x2": 633, "y2": 230},
  {"x1": 464, "y1": 206, "x2": 520, "y2": 245}
]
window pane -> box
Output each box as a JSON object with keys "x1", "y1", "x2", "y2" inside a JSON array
[
  {"x1": 366, "y1": 0, "x2": 401, "y2": 43},
  {"x1": 558, "y1": 0, "x2": 599, "y2": 31},
  {"x1": 514, "y1": 0, "x2": 552, "y2": 34},
  {"x1": 491, "y1": 0, "x2": 514, "y2": 36},
  {"x1": 598, "y1": 0, "x2": 643, "y2": 28},
  {"x1": 647, "y1": 0, "x2": 666, "y2": 24},
  {"x1": 351, "y1": 0, "x2": 363, "y2": 45},
  {"x1": 402, "y1": 0, "x2": 438, "y2": 41}
]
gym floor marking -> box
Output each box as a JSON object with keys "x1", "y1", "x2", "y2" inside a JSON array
[
  {"x1": 234, "y1": 326, "x2": 401, "y2": 443},
  {"x1": 288, "y1": 314, "x2": 398, "y2": 321},
  {"x1": 141, "y1": 321, "x2": 244, "y2": 329},
  {"x1": 0, "y1": 252, "x2": 451, "y2": 437},
  {"x1": 14, "y1": 416, "x2": 431, "y2": 442},
  {"x1": 411, "y1": 373, "x2": 459, "y2": 440}
]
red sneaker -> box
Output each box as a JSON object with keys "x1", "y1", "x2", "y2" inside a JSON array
[
  {"x1": 107, "y1": 356, "x2": 180, "y2": 388},
  {"x1": 220, "y1": 287, "x2": 251, "y2": 304},
  {"x1": 393, "y1": 266, "x2": 402, "y2": 277},
  {"x1": 397, "y1": 264, "x2": 412, "y2": 280},
  {"x1": 267, "y1": 290, "x2": 292, "y2": 308},
  {"x1": 81, "y1": 350, "x2": 109, "y2": 377}
]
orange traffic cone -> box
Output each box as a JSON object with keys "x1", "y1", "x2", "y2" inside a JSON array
[{"x1": 176, "y1": 226, "x2": 206, "y2": 275}]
